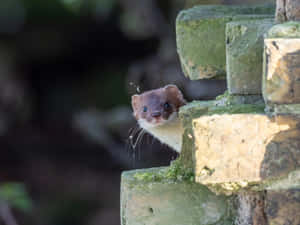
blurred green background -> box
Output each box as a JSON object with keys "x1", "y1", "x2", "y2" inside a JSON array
[{"x1": 0, "y1": 0, "x2": 269, "y2": 224}]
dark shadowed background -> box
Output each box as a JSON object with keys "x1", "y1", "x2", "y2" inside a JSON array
[{"x1": 0, "y1": 0, "x2": 271, "y2": 224}]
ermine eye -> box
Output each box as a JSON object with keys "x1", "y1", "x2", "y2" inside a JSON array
[
  {"x1": 164, "y1": 102, "x2": 171, "y2": 110},
  {"x1": 143, "y1": 106, "x2": 148, "y2": 112}
]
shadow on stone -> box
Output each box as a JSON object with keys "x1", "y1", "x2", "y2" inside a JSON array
[{"x1": 260, "y1": 115, "x2": 300, "y2": 180}]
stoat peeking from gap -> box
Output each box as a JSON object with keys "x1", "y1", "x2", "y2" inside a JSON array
[{"x1": 131, "y1": 85, "x2": 187, "y2": 153}]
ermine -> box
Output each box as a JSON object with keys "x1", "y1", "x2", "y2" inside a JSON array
[{"x1": 131, "y1": 85, "x2": 187, "y2": 153}]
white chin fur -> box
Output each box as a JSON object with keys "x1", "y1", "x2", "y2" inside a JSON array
[{"x1": 138, "y1": 112, "x2": 178, "y2": 129}]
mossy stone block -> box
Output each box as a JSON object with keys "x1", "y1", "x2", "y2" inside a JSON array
[
  {"x1": 121, "y1": 167, "x2": 235, "y2": 225},
  {"x1": 226, "y1": 18, "x2": 274, "y2": 94},
  {"x1": 263, "y1": 22, "x2": 300, "y2": 105},
  {"x1": 266, "y1": 21, "x2": 300, "y2": 38},
  {"x1": 176, "y1": 4, "x2": 275, "y2": 80},
  {"x1": 215, "y1": 91, "x2": 264, "y2": 106},
  {"x1": 179, "y1": 100, "x2": 265, "y2": 174}
]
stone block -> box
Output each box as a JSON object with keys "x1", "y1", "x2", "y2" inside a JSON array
[
  {"x1": 121, "y1": 167, "x2": 235, "y2": 225},
  {"x1": 266, "y1": 169, "x2": 300, "y2": 190},
  {"x1": 266, "y1": 21, "x2": 300, "y2": 38},
  {"x1": 215, "y1": 91, "x2": 264, "y2": 106},
  {"x1": 276, "y1": 0, "x2": 300, "y2": 22},
  {"x1": 263, "y1": 38, "x2": 300, "y2": 104},
  {"x1": 263, "y1": 22, "x2": 300, "y2": 105},
  {"x1": 176, "y1": 4, "x2": 275, "y2": 80},
  {"x1": 226, "y1": 18, "x2": 274, "y2": 94},
  {"x1": 273, "y1": 104, "x2": 300, "y2": 115},
  {"x1": 265, "y1": 190, "x2": 300, "y2": 225},
  {"x1": 236, "y1": 188, "x2": 300, "y2": 225},
  {"x1": 185, "y1": 0, "x2": 275, "y2": 9},
  {"x1": 185, "y1": 0, "x2": 223, "y2": 8},
  {"x1": 179, "y1": 101, "x2": 300, "y2": 186}
]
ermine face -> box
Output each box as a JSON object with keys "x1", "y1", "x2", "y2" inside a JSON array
[{"x1": 131, "y1": 85, "x2": 186, "y2": 128}]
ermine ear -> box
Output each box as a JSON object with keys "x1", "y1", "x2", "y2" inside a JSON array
[
  {"x1": 131, "y1": 94, "x2": 140, "y2": 118},
  {"x1": 164, "y1": 84, "x2": 187, "y2": 107}
]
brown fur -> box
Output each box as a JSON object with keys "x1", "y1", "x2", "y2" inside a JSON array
[
  {"x1": 131, "y1": 85, "x2": 186, "y2": 152},
  {"x1": 131, "y1": 85, "x2": 186, "y2": 123}
]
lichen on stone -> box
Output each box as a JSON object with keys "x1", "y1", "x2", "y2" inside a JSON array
[
  {"x1": 266, "y1": 21, "x2": 300, "y2": 38},
  {"x1": 206, "y1": 181, "x2": 261, "y2": 196},
  {"x1": 226, "y1": 18, "x2": 274, "y2": 94},
  {"x1": 176, "y1": 4, "x2": 275, "y2": 80},
  {"x1": 215, "y1": 91, "x2": 235, "y2": 105},
  {"x1": 206, "y1": 103, "x2": 265, "y2": 115},
  {"x1": 215, "y1": 91, "x2": 264, "y2": 106}
]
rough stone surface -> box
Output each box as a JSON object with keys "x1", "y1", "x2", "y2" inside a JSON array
[
  {"x1": 276, "y1": 0, "x2": 300, "y2": 22},
  {"x1": 265, "y1": 190, "x2": 300, "y2": 225},
  {"x1": 185, "y1": 0, "x2": 223, "y2": 8},
  {"x1": 185, "y1": 0, "x2": 275, "y2": 8},
  {"x1": 276, "y1": 0, "x2": 287, "y2": 22},
  {"x1": 194, "y1": 114, "x2": 300, "y2": 184},
  {"x1": 234, "y1": 192, "x2": 267, "y2": 225},
  {"x1": 266, "y1": 21, "x2": 300, "y2": 38},
  {"x1": 121, "y1": 167, "x2": 235, "y2": 225},
  {"x1": 266, "y1": 169, "x2": 300, "y2": 190},
  {"x1": 263, "y1": 38, "x2": 300, "y2": 104},
  {"x1": 180, "y1": 101, "x2": 300, "y2": 185},
  {"x1": 176, "y1": 4, "x2": 275, "y2": 80},
  {"x1": 273, "y1": 104, "x2": 300, "y2": 115},
  {"x1": 226, "y1": 18, "x2": 274, "y2": 94},
  {"x1": 215, "y1": 92, "x2": 264, "y2": 106}
]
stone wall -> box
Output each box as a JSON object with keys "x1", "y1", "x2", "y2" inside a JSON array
[
  {"x1": 185, "y1": 0, "x2": 275, "y2": 8},
  {"x1": 121, "y1": 1, "x2": 300, "y2": 224}
]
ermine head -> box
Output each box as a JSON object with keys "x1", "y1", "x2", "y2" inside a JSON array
[{"x1": 131, "y1": 85, "x2": 186, "y2": 128}]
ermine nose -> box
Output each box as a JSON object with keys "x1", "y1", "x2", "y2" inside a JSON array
[{"x1": 151, "y1": 112, "x2": 161, "y2": 118}]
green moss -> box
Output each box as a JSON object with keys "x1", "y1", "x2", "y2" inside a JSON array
[
  {"x1": 133, "y1": 159, "x2": 195, "y2": 183},
  {"x1": 122, "y1": 167, "x2": 237, "y2": 225},
  {"x1": 179, "y1": 129, "x2": 196, "y2": 171},
  {"x1": 181, "y1": 99, "x2": 265, "y2": 116},
  {"x1": 226, "y1": 18, "x2": 274, "y2": 94}
]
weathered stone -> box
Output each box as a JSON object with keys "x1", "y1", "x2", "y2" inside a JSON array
[
  {"x1": 266, "y1": 169, "x2": 300, "y2": 190},
  {"x1": 266, "y1": 21, "x2": 300, "y2": 38},
  {"x1": 215, "y1": 91, "x2": 264, "y2": 106},
  {"x1": 263, "y1": 38, "x2": 300, "y2": 104},
  {"x1": 235, "y1": 192, "x2": 267, "y2": 225},
  {"x1": 176, "y1": 4, "x2": 275, "y2": 80},
  {"x1": 179, "y1": 101, "x2": 300, "y2": 186},
  {"x1": 185, "y1": 0, "x2": 223, "y2": 8},
  {"x1": 226, "y1": 18, "x2": 274, "y2": 94},
  {"x1": 276, "y1": 0, "x2": 287, "y2": 22},
  {"x1": 276, "y1": 0, "x2": 300, "y2": 22},
  {"x1": 265, "y1": 190, "x2": 300, "y2": 225},
  {"x1": 121, "y1": 167, "x2": 235, "y2": 225},
  {"x1": 273, "y1": 104, "x2": 300, "y2": 115},
  {"x1": 185, "y1": 0, "x2": 276, "y2": 9}
]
